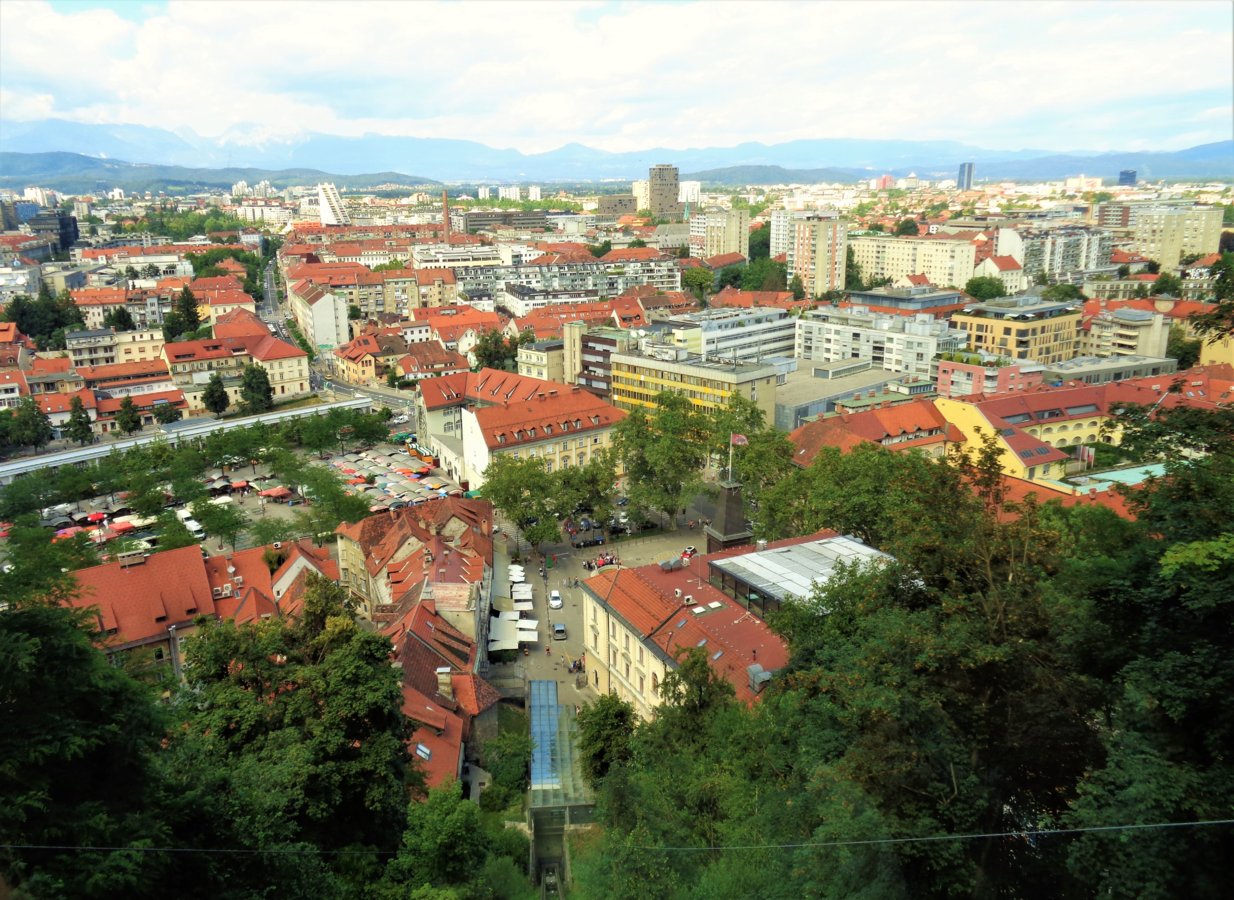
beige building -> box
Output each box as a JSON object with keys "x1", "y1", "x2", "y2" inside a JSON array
[
  {"x1": 689, "y1": 206, "x2": 750, "y2": 260},
  {"x1": 849, "y1": 234, "x2": 977, "y2": 289},
  {"x1": 950, "y1": 296, "x2": 1082, "y2": 365},
  {"x1": 516, "y1": 339, "x2": 565, "y2": 383},
  {"x1": 609, "y1": 348, "x2": 777, "y2": 419},
  {"x1": 66, "y1": 328, "x2": 164, "y2": 368},
  {"x1": 1130, "y1": 207, "x2": 1222, "y2": 268},
  {"x1": 1080, "y1": 308, "x2": 1169, "y2": 359},
  {"x1": 787, "y1": 214, "x2": 848, "y2": 297},
  {"x1": 460, "y1": 387, "x2": 626, "y2": 488}
]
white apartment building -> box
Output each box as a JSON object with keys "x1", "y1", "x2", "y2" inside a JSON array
[
  {"x1": 664, "y1": 306, "x2": 796, "y2": 363},
  {"x1": 453, "y1": 257, "x2": 681, "y2": 299},
  {"x1": 317, "y1": 183, "x2": 351, "y2": 226},
  {"x1": 0, "y1": 264, "x2": 41, "y2": 302},
  {"x1": 477, "y1": 186, "x2": 492, "y2": 200},
  {"x1": 849, "y1": 234, "x2": 976, "y2": 289},
  {"x1": 288, "y1": 280, "x2": 349, "y2": 350},
  {"x1": 527, "y1": 186, "x2": 542, "y2": 201},
  {"x1": 689, "y1": 206, "x2": 750, "y2": 259},
  {"x1": 796, "y1": 307, "x2": 967, "y2": 377},
  {"x1": 410, "y1": 244, "x2": 503, "y2": 269},
  {"x1": 787, "y1": 214, "x2": 848, "y2": 297},
  {"x1": 632, "y1": 180, "x2": 650, "y2": 212},
  {"x1": 999, "y1": 227, "x2": 1114, "y2": 280},
  {"x1": 498, "y1": 186, "x2": 522, "y2": 202},
  {"x1": 678, "y1": 181, "x2": 702, "y2": 205}
]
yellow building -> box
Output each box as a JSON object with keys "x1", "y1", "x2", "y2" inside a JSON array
[
  {"x1": 934, "y1": 396, "x2": 1070, "y2": 481},
  {"x1": 609, "y1": 349, "x2": 777, "y2": 419},
  {"x1": 516, "y1": 339, "x2": 565, "y2": 383},
  {"x1": 1199, "y1": 333, "x2": 1234, "y2": 368},
  {"x1": 951, "y1": 296, "x2": 1081, "y2": 365}
]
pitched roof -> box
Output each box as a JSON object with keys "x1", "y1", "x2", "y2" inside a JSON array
[
  {"x1": 72, "y1": 546, "x2": 216, "y2": 649},
  {"x1": 987, "y1": 255, "x2": 1022, "y2": 272},
  {"x1": 601, "y1": 247, "x2": 665, "y2": 262},
  {"x1": 789, "y1": 399, "x2": 963, "y2": 467},
  {"x1": 704, "y1": 252, "x2": 747, "y2": 269},
  {"x1": 472, "y1": 388, "x2": 626, "y2": 450}
]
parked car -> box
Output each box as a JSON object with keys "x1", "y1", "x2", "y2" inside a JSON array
[
  {"x1": 549, "y1": 590, "x2": 563, "y2": 609},
  {"x1": 552, "y1": 623, "x2": 567, "y2": 641},
  {"x1": 572, "y1": 535, "x2": 604, "y2": 548},
  {"x1": 682, "y1": 545, "x2": 698, "y2": 559}
]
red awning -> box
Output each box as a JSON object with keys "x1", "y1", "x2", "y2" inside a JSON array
[
  {"x1": 260, "y1": 486, "x2": 292, "y2": 498},
  {"x1": 87, "y1": 511, "x2": 107, "y2": 522},
  {"x1": 110, "y1": 520, "x2": 136, "y2": 533},
  {"x1": 231, "y1": 480, "x2": 248, "y2": 489}
]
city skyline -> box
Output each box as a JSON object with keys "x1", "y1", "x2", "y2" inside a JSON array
[{"x1": 0, "y1": 0, "x2": 1230, "y2": 156}]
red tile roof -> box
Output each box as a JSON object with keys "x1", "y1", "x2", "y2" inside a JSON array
[
  {"x1": 789, "y1": 399, "x2": 964, "y2": 467},
  {"x1": 72, "y1": 546, "x2": 216, "y2": 649},
  {"x1": 704, "y1": 252, "x2": 747, "y2": 269},
  {"x1": 602, "y1": 247, "x2": 665, "y2": 262},
  {"x1": 473, "y1": 388, "x2": 626, "y2": 450}
]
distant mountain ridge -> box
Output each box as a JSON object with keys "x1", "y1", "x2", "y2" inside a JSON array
[
  {"x1": 0, "y1": 118, "x2": 1230, "y2": 183},
  {"x1": 0, "y1": 152, "x2": 439, "y2": 194}
]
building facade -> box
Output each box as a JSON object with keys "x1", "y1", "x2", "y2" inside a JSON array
[
  {"x1": 787, "y1": 214, "x2": 848, "y2": 297},
  {"x1": 950, "y1": 296, "x2": 1082, "y2": 365},
  {"x1": 797, "y1": 308, "x2": 967, "y2": 377},
  {"x1": 609, "y1": 348, "x2": 777, "y2": 419}
]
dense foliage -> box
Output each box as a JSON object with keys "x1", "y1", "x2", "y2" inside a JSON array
[{"x1": 571, "y1": 415, "x2": 1234, "y2": 898}]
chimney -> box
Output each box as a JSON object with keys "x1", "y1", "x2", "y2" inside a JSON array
[
  {"x1": 441, "y1": 191, "x2": 450, "y2": 243},
  {"x1": 435, "y1": 666, "x2": 453, "y2": 700}
]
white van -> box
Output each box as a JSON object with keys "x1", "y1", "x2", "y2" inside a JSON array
[
  {"x1": 183, "y1": 519, "x2": 206, "y2": 540},
  {"x1": 175, "y1": 507, "x2": 193, "y2": 523}
]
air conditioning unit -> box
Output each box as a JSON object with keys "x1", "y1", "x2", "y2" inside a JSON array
[
  {"x1": 273, "y1": 542, "x2": 282, "y2": 549},
  {"x1": 674, "y1": 588, "x2": 682, "y2": 598}
]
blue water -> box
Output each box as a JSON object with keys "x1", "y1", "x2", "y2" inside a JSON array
[{"x1": 1087, "y1": 463, "x2": 1166, "y2": 487}]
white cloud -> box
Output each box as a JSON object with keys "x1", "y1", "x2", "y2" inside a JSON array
[{"x1": 0, "y1": 0, "x2": 1230, "y2": 152}]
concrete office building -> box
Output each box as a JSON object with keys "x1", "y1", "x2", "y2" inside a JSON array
[
  {"x1": 648, "y1": 164, "x2": 683, "y2": 220},
  {"x1": 610, "y1": 347, "x2": 777, "y2": 420},
  {"x1": 796, "y1": 307, "x2": 966, "y2": 378},
  {"x1": 787, "y1": 214, "x2": 848, "y2": 297},
  {"x1": 1118, "y1": 170, "x2": 1136, "y2": 186},
  {"x1": 663, "y1": 306, "x2": 796, "y2": 363}
]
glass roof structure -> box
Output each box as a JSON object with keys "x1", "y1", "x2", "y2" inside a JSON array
[
  {"x1": 710, "y1": 535, "x2": 892, "y2": 604},
  {"x1": 528, "y1": 680, "x2": 593, "y2": 809}
]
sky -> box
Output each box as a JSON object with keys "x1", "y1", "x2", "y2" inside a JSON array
[{"x1": 1, "y1": 0, "x2": 1231, "y2": 154}]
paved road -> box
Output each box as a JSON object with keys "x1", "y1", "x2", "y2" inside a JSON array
[{"x1": 486, "y1": 516, "x2": 704, "y2": 710}]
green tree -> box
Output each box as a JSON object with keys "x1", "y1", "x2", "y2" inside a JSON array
[
  {"x1": 844, "y1": 245, "x2": 863, "y2": 291},
  {"x1": 611, "y1": 393, "x2": 707, "y2": 528},
  {"x1": 790, "y1": 273, "x2": 806, "y2": 300},
  {"x1": 1167, "y1": 324, "x2": 1202, "y2": 368},
  {"x1": 740, "y1": 256, "x2": 787, "y2": 292},
  {"x1": 964, "y1": 275, "x2": 1005, "y2": 300},
  {"x1": 202, "y1": 373, "x2": 230, "y2": 418},
  {"x1": 175, "y1": 286, "x2": 201, "y2": 332},
  {"x1": 628, "y1": 237, "x2": 647, "y2": 249},
  {"x1": 9, "y1": 397, "x2": 53, "y2": 449},
  {"x1": 1150, "y1": 271, "x2": 1183, "y2": 296},
  {"x1": 348, "y1": 304, "x2": 363, "y2": 320},
  {"x1": 682, "y1": 266, "x2": 714, "y2": 301},
  {"x1": 239, "y1": 363, "x2": 274, "y2": 414},
  {"x1": 0, "y1": 603, "x2": 171, "y2": 898},
  {"x1": 1191, "y1": 252, "x2": 1234, "y2": 339},
  {"x1": 385, "y1": 788, "x2": 490, "y2": 888},
  {"x1": 102, "y1": 306, "x2": 137, "y2": 331},
  {"x1": 1041, "y1": 282, "x2": 1085, "y2": 302},
  {"x1": 160, "y1": 309, "x2": 187, "y2": 343},
  {"x1": 576, "y1": 693, "x2": 637, "y2": 786},
  {"x1": 152, "y1": 401, "x2": 182, "y2": 424},
  {"x1": 479, "y1": 454, "x2": 561, "y2": 551},
  {"x1": 588, "y1": 239, "x2": 612, "y2": 258},
  {"x1": 115, "y1": 396, "x2": 143, "y2": 434},
  {"x1": 893, "y1": 217, "x2": 919, "y2": 236},
  {"x1": 191, "y1": 496, "x2": 248, "y2": 551},
  {"x1": 748, "y1": 222, "x2": 771, "y2": 260},
  {"x1": 64, "y1": 394, "x2": 95, "y2": 446}
]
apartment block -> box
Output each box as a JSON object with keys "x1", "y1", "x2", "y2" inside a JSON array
[
  {"x1": 516, "y1": 339, "x2": 566, "y2": 383},
  {"x1": 796, "y1": 308, "x2": 966, "y2": 378},
  {"x1": 950, "y1": 295, "x2": 1082, "y2": 365},
  {"x1": 849, "y1": 233, "x2": 975, "y2": 289},
  {"x1": 1131, "y1": 207, "x2": 1223, "y2": 268},
  {"x1": 65, "y1": 328, "x2": 164, "y2": 368},
  {"x1": 688, "y1": 206, "x2": 750, "y2": 259},
  {"x1": 1005, "y1": 227, "x2": 1114, "y2": 280},
  {"x1": 1080, "y1": 307, "x2": 1169, "y2": 358},
  {"x1": 935, "y1": 355, "x2": 1045, "y2": 398},
  {"x1": 317, "y1": 183, "x2": 350, "y2": 226},
  {"x1": 787, "y1": 214, "x2": 848, "y2": 297}
]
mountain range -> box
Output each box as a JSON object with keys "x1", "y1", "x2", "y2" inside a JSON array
[{"x1": 1, "y1": 119, "x2": 1230, "y2": 184}]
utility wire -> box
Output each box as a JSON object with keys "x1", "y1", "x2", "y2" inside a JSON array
[{"x1": 3, "y1": 818, "x2": 1232, "y2": 857}]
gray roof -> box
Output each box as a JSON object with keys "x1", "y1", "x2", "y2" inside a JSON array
[{"x1": 711, "y1": 535, "x2": 892, "y2": 604}]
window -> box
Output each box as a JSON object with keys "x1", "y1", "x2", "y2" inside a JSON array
[{"x1": 651, "y1": 672, "x2": 659, "y2": 693}]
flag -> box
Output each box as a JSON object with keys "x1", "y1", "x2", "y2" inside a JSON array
[{"x1": 730, "y1": 433, "x2": 748, "y2": 446}]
